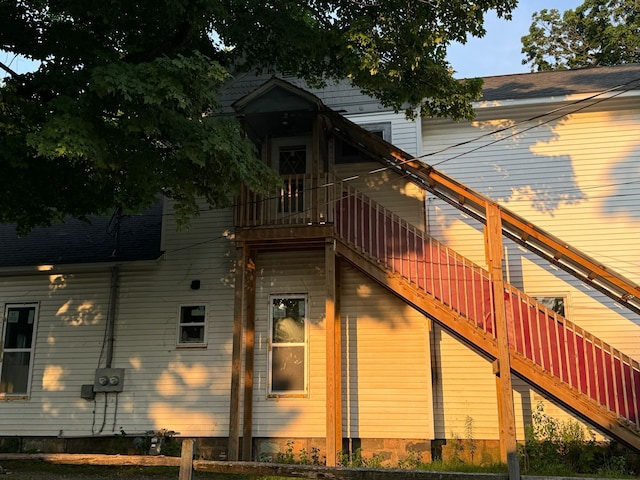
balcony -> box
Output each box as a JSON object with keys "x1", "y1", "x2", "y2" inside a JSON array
[{"x1": 234, "y1": 173, "x2": 336, "y2": 243}]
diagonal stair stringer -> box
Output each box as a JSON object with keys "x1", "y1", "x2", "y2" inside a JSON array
[{"x1": 334, "y1": 237, "x2": 640, "y2": 451}]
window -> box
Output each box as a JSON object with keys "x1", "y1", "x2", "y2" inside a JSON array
[
  {"x1": 1, "y1": 303, "x2": 38, "y2": 396},
  {"x1": 177, "y1": 305, "x2": 207, "y2": 346},
  {"x1": 534, "y1": 296, "x2": 566, "y2": 317},
  {"x1": 268, "y1": 295, "x2": 308, "y2": 395}
]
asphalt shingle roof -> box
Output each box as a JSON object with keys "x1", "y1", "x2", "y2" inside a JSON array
[
  {"x1": 0, "y1": 203, "x2": 163, "y2": 268},
  {"x1": 220, "y1": 65, "x2": 640, "y2": 114},
  {"x1": 479, "y1": 64, "x2": 640, "y2": 102}
]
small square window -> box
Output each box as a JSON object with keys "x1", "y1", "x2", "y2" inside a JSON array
[
  {"x1": 177, "y1": 305, "x2": 207, "y2": 346},
  {"x1": 534, "y1": 296, "x2": 566, "y2": 317}
]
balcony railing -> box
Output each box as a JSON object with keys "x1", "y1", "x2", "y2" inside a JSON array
[{"x1": 235, "y1": 173, "x2": 335, "y2": 227}]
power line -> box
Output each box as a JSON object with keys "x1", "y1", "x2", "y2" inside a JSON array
[
  {"x1": 432, "y1": 83, "x2": 638, "y2": 168},
  {"x1": 412, "y1": 76, "x2": 640, "y2": 168}
]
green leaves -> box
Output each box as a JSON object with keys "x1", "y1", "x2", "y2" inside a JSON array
[
  {"x1": 521, "y1": 0, "x2": 640, "y2": 71},
  {"x1": 1, "y1": 0, "x2": 517, "y2": 231}
]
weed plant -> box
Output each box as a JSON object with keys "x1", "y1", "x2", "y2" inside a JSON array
[{"x1": 519, "y1": 402, "x2": 634, "y2": 477}]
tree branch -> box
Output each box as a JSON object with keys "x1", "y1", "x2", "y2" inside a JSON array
[{"x1": 0, "y1": 60, "x2": 19, "y2": 78}]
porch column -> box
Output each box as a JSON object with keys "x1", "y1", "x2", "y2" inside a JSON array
[
  {"x1": 325, "y1": 240, "x2": 342, "y2": 466},
  {"x1": 484, "y1": 202, "x2": 520, "y2": 480},
  {"x1": 242, "y1": 249, "x2": 257, "y2": 460},
  {"x1": 229, "y1": 243, "x2": 248, "y2": 461}
]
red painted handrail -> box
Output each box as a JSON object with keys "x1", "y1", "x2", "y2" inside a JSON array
[{"x1": 334, "y1": 183, "x2": 640, "y2": 429}]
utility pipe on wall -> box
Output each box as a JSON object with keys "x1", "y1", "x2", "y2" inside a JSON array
[{"x1": 105, "y1": 265, "x2": 120, "y2": 368}]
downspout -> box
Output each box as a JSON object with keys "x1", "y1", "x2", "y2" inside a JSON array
[
  {"x1": 105, "y1": 206, "x2": 122, "y2": 368},
  {"x1": 105, "y1": 265, "x2": 120, "y2": 368}
]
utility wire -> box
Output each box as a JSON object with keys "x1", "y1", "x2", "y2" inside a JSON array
[
  {"x1": 426, "y1": 77, "x2": 640, "y2": 166},
  {"x1": 431, "y1": 83, "x2": 637, "y2": 168}
]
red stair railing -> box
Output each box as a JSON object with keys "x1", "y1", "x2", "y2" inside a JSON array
[{"x1": 333, "y1": 183, "x2": 640, "y2": 430}]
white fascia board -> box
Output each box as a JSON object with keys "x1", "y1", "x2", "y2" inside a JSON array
[{"x1": 474, "y1": 89, "x2": 640, "y2": 110}]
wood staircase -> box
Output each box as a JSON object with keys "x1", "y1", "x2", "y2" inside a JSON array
[{"x1": 332, "y1": 182, "x2": 640, "y2": 451}]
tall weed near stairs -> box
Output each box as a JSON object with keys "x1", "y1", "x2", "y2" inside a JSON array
[{"x1": 520, "y1": 402, "x2": 632, "y2": 476}]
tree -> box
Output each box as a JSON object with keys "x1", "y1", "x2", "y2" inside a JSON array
[
  {"x1": 521, "y1": 0, "x2": 640, "y2": 71},
  {"x1": 1, "y1": 0, "x2": 516, "y2": 232}
]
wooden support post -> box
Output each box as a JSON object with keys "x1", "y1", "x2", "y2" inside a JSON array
[
  {"x1": 178, "y1": 439, "x2": 196, "y2": 480},
  {"x1": 242, "y1": 250, "x2": 257, "y2": 461},
  {"x1": 325, "y1": 241, "x2": 342, "y2": 466},
  {"x1": 485, "y1": 202, "x2": 520, "y2": 480},
  {"x1": 311, "y1": 117, "x2": 320, "y2": 222},
  {"x1": 228, "y1": 244, "x2": 247, "y2": 461}
]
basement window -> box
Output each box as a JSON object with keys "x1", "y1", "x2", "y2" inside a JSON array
[
  {"x1": 268, "y1": 295, "x2": 308, "y2": 396},
  {"x1": 177, "y1": 305, "x2": 207, "y2": 347},
  {"x1": 1, "y1": 303, "x2": 39, "y2": 397}
]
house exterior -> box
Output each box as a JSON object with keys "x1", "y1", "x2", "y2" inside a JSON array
[{"x1": 1, "y1": 65, "x2": 639, "y2": 466}]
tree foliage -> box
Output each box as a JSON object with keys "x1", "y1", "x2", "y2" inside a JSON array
[
  {"x1": 521, "y1": 0, "x2": 640, "y2": 71},
  {"x1": 1, "y1": 0, "x2": 516, "y2": 232}
]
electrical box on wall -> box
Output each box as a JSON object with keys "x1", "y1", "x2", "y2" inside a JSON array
[
  {"x1": 80, "y1": 384, "x2": 95, "y2": 400},
  {"x1": 94, "y1": 368, "x2": 125, "y2": 393}
]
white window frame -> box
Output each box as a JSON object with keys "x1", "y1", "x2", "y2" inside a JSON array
[
  {"x1": 532, "y1": 294, "x2": 569, "y2": 318},
  {"x1": 268, "y1": 294, "x2": 309, "y2": 397},
  {"x1": 361, "y1": 122, "x2": 392, "y2": 142},
  {"x1": 176, "y1": 304, "x2": 208, "y2": 347},
  {"x1": 1, "y1": 303, "x2": 39, "y2": 398}
]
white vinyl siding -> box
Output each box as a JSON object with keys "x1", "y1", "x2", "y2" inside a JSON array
[
  {"x1": 252, "y1": 250, "x2": 327, "y2": 437},
  {"x1": 421, "y1": 96, "x2": 640, "y2": 439},
  {"x1": 340, "y1": 262, "x2": 433, "y2": 439},
  {"x1": 113, "y1": 204, "x2": 236, "y2": 437},
  {"x1": 0, "y1": 270, "x2": 112, "y2": 435},
  {"x1": 0, "y1": 203, "x2": 238, "y2": 438}
]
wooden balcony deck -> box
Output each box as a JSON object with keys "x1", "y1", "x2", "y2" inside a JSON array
[{"x1": 234, "y1": 173, "x2": 336, "y2": 245}]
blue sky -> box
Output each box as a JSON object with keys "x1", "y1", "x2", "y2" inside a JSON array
[
  {"x1": 3, "y1": 1, "x2": 583, "y2": 78},
  {"x1": 447, "y1": 0, "x2": 583, "y2": 78}
]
